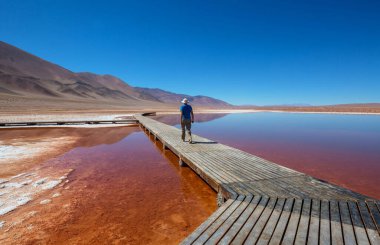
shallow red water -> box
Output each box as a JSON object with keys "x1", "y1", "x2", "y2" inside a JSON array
[
  {"x1": 0, "y1": 126, "x2": 216, "y2": 244},
  {"x1": 155, "y1": 113, "x2": 380, "y2": 199}
]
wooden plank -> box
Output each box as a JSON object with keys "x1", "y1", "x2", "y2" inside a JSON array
[
  {"x1": 294, "y1": 198, "x2": 312, "y2": 244},
  {"x1": 180, "y1": 199, "x2": 235, "y2": 244},
  {"x1": 308, "y1": 199, "x2": 321, "y2": 245},
  {"x1": 247, "y1": 177, "x2": 312, "y2": 199},
  {"x1": 220, "y1": 150, "x2": 299, "y2": 178},
  {"x1": 320, "y1": 200, "x2": 331, "y2": 245},
  {"x1": 357, "y1": 201, "x2": 380, "y2": 244},
  {"x1": 279, "y1": 198, "x2": 303, "y2": 244},
  {"x1": 256, "y1": 198, "x2": 286, "y2": 244},
  {"x1": 244, "y1": 179, "x2": 303, "y2": 199},
  {"x1": 205, "y1": 195, "x2": 253, "y2": 244},
  {"x1": 268, "y1": 198, "x2": 294, "y2": 245},
  {"x1": 339, "y1": 201, "x2": 357, "y2": 245},
  {"x1": 179, "y1": 154, "x2": 227, "y2": 186},
  {"x1": 348, "y1": 202, "x2": 370, "y2": 245},
  {"x1": 218, "y1": 195, "x2": 262, "y2": 244},
  {"x1": 206, "y1": 150, "x2": 294, "y2": 180},
  {"x1": 366, "y1": 201, "x2": 380, "y2": 233},
  {"x1": 180, "y1": 152, "x2": 246, "y2": 193},
  {"x1": 231, "y1": 196, "x2": 270, "y2": 244},
  {"x1": 243, "y1": 197, "x2": 278, "y2": 244},
  {"x1": 194, "y1": 195, "x2": 245, "y2": 244},
  {"x1": 330, "y1": 200, "x2": 344, "y2": 245}
]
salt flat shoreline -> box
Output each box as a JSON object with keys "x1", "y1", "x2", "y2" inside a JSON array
[
  {"x1": 1, "y1": 108, "x2": 380, "y2": 124},
  {"x1": 157, "y1": 109, "x2": 380, "y2": 115},
  {"x1": 1, "y1": 108, "x2": 379, "y2": 242}
]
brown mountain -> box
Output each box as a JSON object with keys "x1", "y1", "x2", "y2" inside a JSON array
[
  {"x1": 0, "y1": 41, "x2": 231, "y2": 109},
  {"x1": 134, "y1": 87, "x2": 231, "y2": 107}
]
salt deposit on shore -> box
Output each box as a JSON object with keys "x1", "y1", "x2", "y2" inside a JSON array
[
  {"x1": 40, "y1": 199, "x2": 51, "y2": 205},
  {"x1": 0, "y1": 136, "x2": 76, "y2": 177},
  {"x1": 0, "y1": 124, "x2": 133, "y2": 235},
  {"x1": 0, "y1": 113, "x2": 134, "y2": 123},
  {"x1": 0, "y1": 170, "x2": 71, "y2": 217},
  {"x1": 0, "y1": 145, "x2": 45, "y2": 162}
]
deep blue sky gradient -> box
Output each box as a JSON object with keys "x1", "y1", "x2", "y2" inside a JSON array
[{"x1": 1, "y1": 0, "x2": 379, "y2": 105}]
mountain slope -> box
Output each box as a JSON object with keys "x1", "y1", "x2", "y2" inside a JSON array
[
  {"x1": 0, "y1": 41, "x2": 75, "y2": 82},
  {"x1": 0, "y1": 41, "x2": 231, "y2": 108},
  {"x1": 134, "y1": 87, "x2": 231, "y2": 107}
]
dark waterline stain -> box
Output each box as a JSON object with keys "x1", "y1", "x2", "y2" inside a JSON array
[{"x1": 154, "y1": 112, "x2": 380, "y2": 199}]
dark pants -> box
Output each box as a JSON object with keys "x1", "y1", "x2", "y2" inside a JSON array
[{"x1": 181, "y1": 119, "x2": 192, "y2": 141}]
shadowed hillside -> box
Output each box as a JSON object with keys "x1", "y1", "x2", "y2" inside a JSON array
[{"x1": 0, "y1": 41, "x2": 232, "y2": 112}]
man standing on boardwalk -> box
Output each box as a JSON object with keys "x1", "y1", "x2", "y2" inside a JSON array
[{"x1": 180, "y1": 98, "x2": 194, "y2": 143}]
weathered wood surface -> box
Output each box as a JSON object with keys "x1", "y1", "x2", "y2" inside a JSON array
[
  {"x1": 0, "y1": 119, "x2": 138, "y2": 127},
  {"x1": 134, "y1": 115, "x2": 379, "y2": 244},
  {"x1": 180, "y1": 195, "x2": 380, "y2": 245}
]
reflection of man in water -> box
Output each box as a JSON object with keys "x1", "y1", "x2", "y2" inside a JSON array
[{"x1": 180, "y1": 98, "x2": 194, "y2": 143}]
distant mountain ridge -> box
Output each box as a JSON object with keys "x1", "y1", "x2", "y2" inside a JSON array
[
  {"x1": 134, "y1": 87, "x2": 230, "y2": 107},
  {"x1": 0, "y1": 41, "x2": 232, "y2": 108}
]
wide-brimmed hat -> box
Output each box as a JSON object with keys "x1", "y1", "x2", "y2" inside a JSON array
[{"x1": 181, "y1": 98, "x2": 189, "y2": 104}]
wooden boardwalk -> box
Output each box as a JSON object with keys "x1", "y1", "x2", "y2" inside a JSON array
[
  {"x1": 182, "y1": 195, "x2": 380, "y2": 245},
  {"x1": 0, "y1": 119, "x2": 138, "y2": 128},
  {"x1": 135, "y1": 115, "x2": 380, "y2": 245}
]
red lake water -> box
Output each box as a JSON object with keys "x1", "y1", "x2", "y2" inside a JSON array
[
  {"x1": 154, "y1": 112, "x2": 380, "y2": 199},
  {"x1": 0, "y1": 126, "x2": 216, "y2": 244}
]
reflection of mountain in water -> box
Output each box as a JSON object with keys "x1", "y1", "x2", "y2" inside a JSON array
[
  {"x1": 152, "y1": 113, "x2": 228, "y2": 126},
  {"x1": 0, "y1": 126, "x2": 140, "y2": 177},
  {"x1": 73, "y1": 126, "x2": 140, "y2": 147},
  {"x1": 1, "y1": 126, "x2": 140, "y2": 148}
]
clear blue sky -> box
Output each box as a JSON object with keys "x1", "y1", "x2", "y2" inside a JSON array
[{"x1": 1, "y1": 0, "x2": 379, "y2": 105}]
